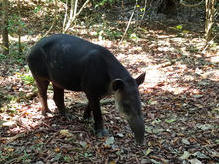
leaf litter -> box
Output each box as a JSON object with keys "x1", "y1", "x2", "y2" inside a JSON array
[{"x1": 0, "y1": 2, "x2": 219, "y2": 163}]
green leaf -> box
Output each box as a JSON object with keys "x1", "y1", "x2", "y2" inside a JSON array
[
  {"x1": 165, "y1": 118, "x2": 176, "y2": 123},
  {"x1": 182, "y1": 30, "x2": 189, "y2": 34},
  {"x1": 152, "y1": 128, "x2": 164, "y2": 134},
  {"x1": 148, "y1": 100, "x2": 158, "y2": 105},
  {"x1": 79, "y1": 141, "x2": 87, "y2": 148},
  {"x1": 130, "y1": 33, "x2": 139, "y2": 40},
  {"x1": 176, "y1": 25, "x2": 183, "y2": 30},
  {"x1": 150, "y1": 159, "x2": 161, "y2": 164},
  {"x1": 180, "y1": 151, "x2": 191, "y2": 160},
  {"x1": 152, "y1": 119, "x2": 161, "y2": 125},
  {"x1": 105, "y1": 136, "x2": 115, "y2": 145},
  {"x1": 193, "y1": 151, "x2": 209, "y2": 159},
  {"x1": 145, "y1": 126, "x2": 153, "y2": 133},
  {"x1": 182, "y1": 138, "x2": 190, "y2": 145},
  {"x1": 188, "y1": 158, "x2": 202, "y2": 164},
  {"x1": 140, "y1": 8, "x2": 145, "y2": 12},
  {"x1": 144, "y1": 148, "x2": 153, "y2": 156},
  {"x1": 196, "y1": 124, "x2": 213, "y2": 130},
  {"x1": 53, "y1": 153, "x2": 62, "y2": 161}
]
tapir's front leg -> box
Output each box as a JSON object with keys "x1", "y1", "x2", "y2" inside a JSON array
[
  {"x1": 83, "y1": 103, "x2": 92, "y2": 120},
  {"x1": 52, "y1": 84, "x2": 72, "y2": 120},
  {"x1": 86, "y1": 96, "x2": 108, "y2": 137}
]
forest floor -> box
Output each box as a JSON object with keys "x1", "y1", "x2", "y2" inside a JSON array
[{"x1": 0, "y1": 1, "x2": 219, "y2": 163}]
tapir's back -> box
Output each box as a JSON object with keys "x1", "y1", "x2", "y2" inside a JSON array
[
  {"x1": 27, "y1": 34, "x2": 129, "y2": 94},
  {"x1": 28, "y1": 34, "x2": 107, "y2": 65}
]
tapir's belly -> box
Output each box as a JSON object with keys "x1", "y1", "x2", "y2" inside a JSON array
[{"x1": 45, "y1": 60, "x2": 85, "y2": 91}]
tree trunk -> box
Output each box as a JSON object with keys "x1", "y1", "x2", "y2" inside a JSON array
[
  {"x1": 63, "y1": 0, "x2": 90, "y2": 33},
  {"x1": 2, "y1": 0, "x2": 9, "y2": 55},
  {"x1": 18, "y1": 0, "x2": 22, "y2": 55},
  {"x1": 205, "y1": 0, "x2": 216, "y2": 41}
]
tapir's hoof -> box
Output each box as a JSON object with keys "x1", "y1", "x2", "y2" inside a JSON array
[
  {"x1": 83, "y1": 111, "x2": 91, "y2": 120},
  {"x1": 59, "y1": 110, "x2": 74, "y2": 121},
  {"x1": 63, "y1": 112, "x2": 74, "y2": 121},
  {"x1": 42, "y1": 109, "x2": 52, "y2": 116},
  {"x1": 96, "y1": 129, "x2": 109, "y2": 138}
]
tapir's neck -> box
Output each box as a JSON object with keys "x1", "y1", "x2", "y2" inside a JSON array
[
  {"x1": 102, "y1": 51, "x2": 132, "y2": 93},
  {"x1": 105, "y1": 52, "x2": 131, "y2": 80}
]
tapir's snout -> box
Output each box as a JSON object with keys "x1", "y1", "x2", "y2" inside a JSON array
[{"x1": 128, "y1": 115, "x2": 145, "y2": 144}]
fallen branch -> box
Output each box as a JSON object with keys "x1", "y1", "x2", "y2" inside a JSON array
[
  {"x1": 0, "y1": 133, "x2": 26, "y2": 144},
  {"x1": 44, "y1": 131, "x2": 59, "y2": 145}
]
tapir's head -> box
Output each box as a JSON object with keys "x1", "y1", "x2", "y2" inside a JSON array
[{"x1": 112, "y1": 72, "x2": 145, "y2": 144}]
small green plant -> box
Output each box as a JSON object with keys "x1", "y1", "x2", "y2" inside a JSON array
[
  {"x1": 21, "y1": 150, "x2": 30, "y2": 163},
  {"x1": 0, "y1": 150, "x2": 9, "y2": 161},
  {"x1": 187, "y1": 45, "x2": 199, "y2": 53},
  {"x1": 176, "y1": 25, "x2": 183, "y2": 31},
  {"x1": 53, "y1": 153, "x2": 62, "y2": 161},
  {"x1": 79, "y1": 152, "x2": 93, "y2": 158},
  {"x1": 0, "y1": 54, "x2": 7, "y2": 61},
  {"x1": 63, "y1": 155, "x2": 72, "y2": 162},
  {"x1": 34, "y1": 5, "x2": 42, "y2": 13},
  {"x1": 22, "y1": 74, "x2": 35, "y2": 85},
  {"x1": 7, "y1": 42, "x2": 27, "y2": 65},
  {"x1": 8, "y1": 14, "x2": 25, "y2": 34},
  {"x1": 129, "y1": 33, "x2": 139, "y2": 41},
  {"x1": 105, "y1": 29, "x2": 123, "y2": 40}
]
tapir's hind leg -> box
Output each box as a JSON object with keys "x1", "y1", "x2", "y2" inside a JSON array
[{"x1": 34, "y1": 78, "x2": 50, "y2": 115}]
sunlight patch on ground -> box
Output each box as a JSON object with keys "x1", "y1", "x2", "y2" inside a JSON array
[
  {"x1": 209, "y1": 55, "x2": 219, "y2": 63},
  {"x1": 0, "y1": 102, "x2": 43, "y2": 133},
  {"x1": 145, "y1": 66, "x2": 166, "y2": 88},
  {"x1": 1, "y1": 98, "x2": 60, "y2": 135},
  {"x1": 47, "y1": 99, "x2": 57, "y2": 112},
  {"x1": 94, "y1": 40, "x2": 114, "y2": 49},
  {"x1": 161, "y1": 84, "x2": 191, "y2": 95},
  {"x1": 202, "y1": 70, "x2": 219, "y2": 81}
]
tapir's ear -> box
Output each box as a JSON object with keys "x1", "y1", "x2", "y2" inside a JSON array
[
  {"x1": 112, "y1": 79, "x2": 125, "y2": 91},
  {"x1": 136, "y1": 72, "x2": 145, "y2": 86}
]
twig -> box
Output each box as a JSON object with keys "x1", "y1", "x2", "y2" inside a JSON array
[
  {"x1": 0, "y1": 133, "x2": 26, "y2": 144},
  {"x1": 202, "y1": 35, "x2": 216, "y2": 53},
  {"x1": 120, "y1": 0, "x2": 138, "y2": 43},
  {"x1": 63, "y1": 0, "x2": 90, "y2": 33},
  {"x1": 42, "y1": 0, "x2": 58, "y2": 38},
  {"x1": 75, "y1": 0, "x2": 90, "y2": 17},
  {"x1": 44, "y1": 132, "x2": 59, "y2": 145},
  {"x1": 62, "y1": 0, "x2": 68, "y2": 31},
  {"x1": 141, "y1": 0, "x2": 148, "y2": 21}
]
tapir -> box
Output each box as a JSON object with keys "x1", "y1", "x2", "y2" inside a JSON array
[{"x1": 27, "y1": 34, "x2": 145, "y2": 144}]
